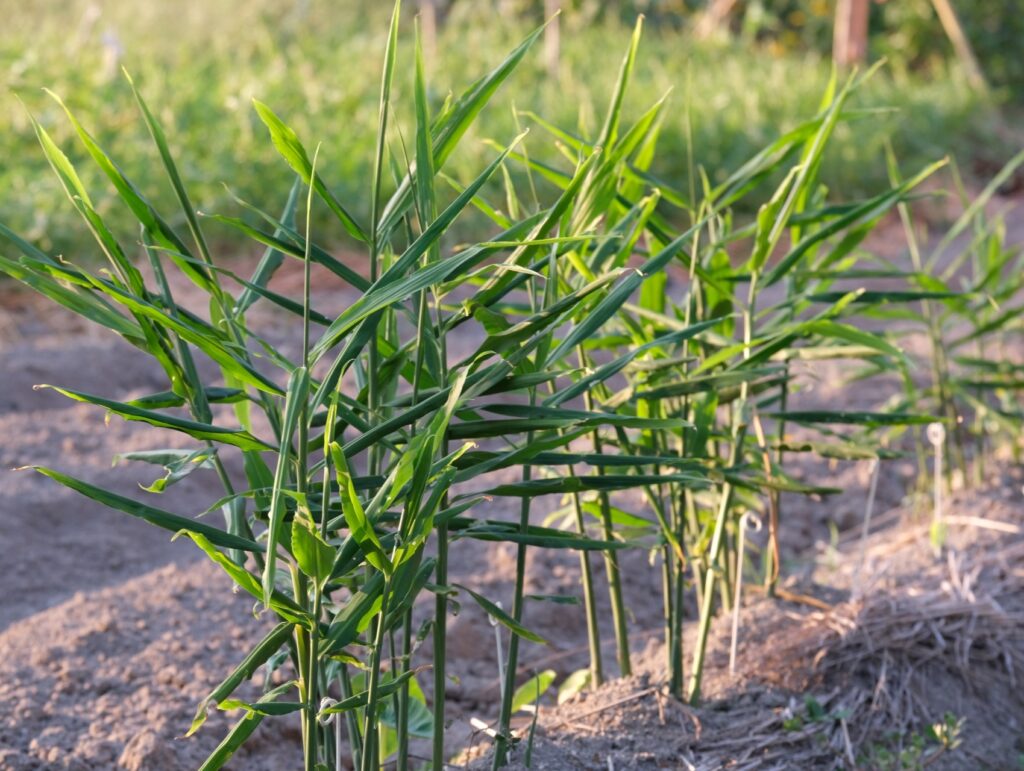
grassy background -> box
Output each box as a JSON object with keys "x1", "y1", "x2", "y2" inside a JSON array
[{"x1": 0, "y1": 0, "x2": 1014, "y2": 256}]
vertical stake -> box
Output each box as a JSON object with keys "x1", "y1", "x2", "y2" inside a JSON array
[
  {"x1": 318, "y1": 698, "x2": 343, "y2": 771},
  {"x1": 728, "y1": 512, "x2": 762, "y2": 676},
  {"x1": 544, "y1": 0, "x2": 560, "y2": 80},
  {"x1": 421, "y1": 0, "x2": 437, "y2": 67},
  {"x1": 929, "y1": 0, "x2": 989, "y2": 93},
  {"x1": 490, "y1": 602, "x2": 506, "y2": 696},
  {"x1": 927, "y1": 422, "x2": 947, "y2": 555},
  {"x1": 852, "y1": 456, "x2": 881, "y2": 599},
  {"x1": 833, "y1": 0, "x2": 869, "y2": 67}
]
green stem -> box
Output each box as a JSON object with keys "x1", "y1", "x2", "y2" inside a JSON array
[
  {"x1": 616, "y1": 426, "x2": 685, "y2": 693},
  {"x1": 718, "y1": 537, "x2": 734, "y2": 614},
  {"x1": 662, "y1": 542, "x2": 676, "y2": 693},
  {"x1": 689, "y1": 270, "x2": 757, "y2": 703},
  {"x1": 493, "y1": 485, "x2": 532, "y2": 769},
  {"x1": 587, "y1": 404, "x2": 631, "y2": 678},
  {"x1": 685, "y1": 493, "x2": 704, "y2": 611},
  {"x1": 306, "y1": 590, "x2": 321, "y2": 771},
  {"x1": 570, "y1": 487, "x2": 604, "y2": 688},
  {"x1": 292, "y1": 569, "x2": 314, "y2": 764},
  {"x1": 339, "y1": 666, "x2": 363, "y2": 769},
  {"x1": 765, "y1": 368, "x2": 787, "y2": 595},
  {"x1": 894, "y1": 187, "x2": 965, "y2": 488},
  {"x1": 430, "y1": 257, "x2": 450, "y2": 771},
  {"x1": 669, "y1": 491, "x2": 689, "y2": 699},
  {"x1": 397, "y1": 611, "x2": 411, "y2": 771},
  {"x1": 361, "y1": 577, "x2": 393, "y2": 771},
  {"x1": 687, "y1": 433, "x2": 744, "y2": 703},
  {"x1": 432, "y1": 522, "x2": 449, "y2": 770}
]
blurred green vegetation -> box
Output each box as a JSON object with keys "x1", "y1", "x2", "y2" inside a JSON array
[
  {"x1": 538, "y1": 0, "x2": 1024, "y2": 99},
  {"x1": 0, "y1": 0, "x2": 1015, "y2": 257}
]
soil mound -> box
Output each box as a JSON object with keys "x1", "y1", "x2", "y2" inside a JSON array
[{"x1": 465, "y1": 475, "x2": 1024, "y2": 770}]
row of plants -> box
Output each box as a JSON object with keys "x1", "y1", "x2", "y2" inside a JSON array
[{"x1": 2, "y1": 5, "x2": 1021, "y2": 769}]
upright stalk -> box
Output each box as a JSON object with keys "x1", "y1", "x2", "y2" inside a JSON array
[
  {"x1": 493, "y1": 451, "x2": 533, "y2": 768},
  {"x1": 431, "y1": 297, "x2": 450, "y2": 771},
  {"x1": 579, "y1": 352, "x2": 631, "y2": 678},
  {"x1": 301, "y1": 518, "x2": 321, "y2": 768},
  {"x1": 592, "y1": 447, "x2": 631, "y2": 675},
  {"x1": 669, "y1": 217, "x2": 706, "y2": 697},
  {"x1": 765, "y1": 376, "x2": 786, "y2": 594},
  {"x1": 293, "y1": 569, "x2": 314, "y2": 764},
  {"x1": 616, "y1": 419, "x2": 688, "y2": 695},
  {"x1": 494, "y1": 263, "x2": 547, "y2": 768},
  {"x1": 671, "y1": 490, "x2": 694, "y2": 697},
  {"x1": 658, "y1": 402, "x2": 687, "y2": 698},
  {"x1": 662, "y1": 537, "x2": 676, "y2": 690},
  {"x1": 569, "y1": 486, "x2": 604, "y2": 687},
  {"x1": 339, "y1": 666, "x2": 363, "y2": 769},
  {"x1": 396, "y1": 613, "x2": 411, "y2": 771},
  {"x1": 429, "y1": 273, "x2": 450, "y2": 771},
  {"x1": 360, "y1": 579, "x2": 393, "y2": 771},
  {"x1": 359, "y1": 10, "x2": 399, "y2": 768},
  {"x1": 547, "y1": 347, "x2": 602, "y2": 687},
  {"x1": 433, "y1": 519, "x2": 449, "y2": 769},
  {"x1": 299, "y1": 148, "x2": 321, "y2": 770},
  {"x1": 891, "y1": 159, "x2": 965, "y2": 486},
  {"x1": 688, "y1": 270, "x2": 757, "y2": 703}
]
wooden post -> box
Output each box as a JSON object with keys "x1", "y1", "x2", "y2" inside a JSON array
[
  {"x1": 833, "y1": 0, "x2": 869, "y2": 67},
  {"x1": 694, "y1": 0, "x2": 739, "y2": 40},
  {"x1": 421, "y1": 0, "x2": 438, "y2": 68},
  {"x1": 544, "y1": 0, "x2": 560, "y2": 80},
  {"x1": 930, "y1": 0, "x2": 988, "y2": 93}
]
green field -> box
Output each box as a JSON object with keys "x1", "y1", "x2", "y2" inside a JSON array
[{"x1": 0, "y1": 0, "x2": 1009, "y2": 257}]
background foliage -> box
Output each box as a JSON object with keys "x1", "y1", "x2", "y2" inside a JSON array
[{"x1": 1, "y1": 0, "x2": 1016, "y2": 258}]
